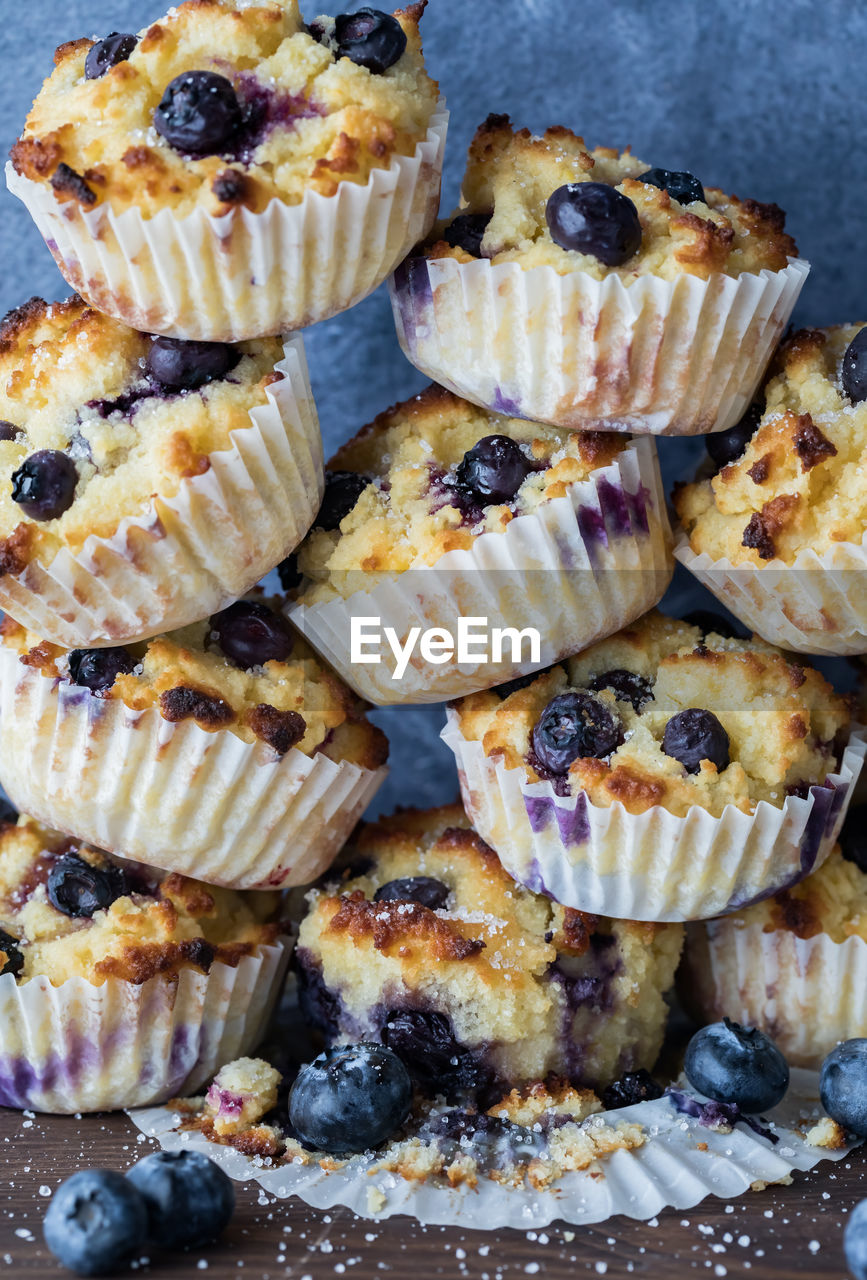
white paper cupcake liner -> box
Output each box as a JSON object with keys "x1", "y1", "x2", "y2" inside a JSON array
[
  {"x1": 389, "y1": 254, "x2": 808, "y2": 436},
  {"x1": 0, "y1": 938, "x2": 289, "y2": 1113},
  {"x1": 0, "y1": 335, "x2": 323, "y2": 648},
  {"x1": 442, "y1": 711, "x2": 867, "y2": 921},
  {"x1": 128, "y1": 1067, "x2": 854, "y2": 1229},
  {"x1": 675, "y1": 528, "x2": 867, "y2": 656},
  {"x1": 288, "y1": 438, "x2": 673, "y2": 704},
  {"x1": 6, "y1": 105, "x2": 448, "y2": 342},
  {"x1": 0, "y1": 649, "x2": 387, "y2": 889},
  {"x1": 685, "y1": 919, "x2": 867, "y2": 1068}
]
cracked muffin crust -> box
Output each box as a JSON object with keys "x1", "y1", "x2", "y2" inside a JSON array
[
  {"x1": 12, "y1": 0, "x2": 438, "y2": 220},
  {"x1": 424, "y1": 114, "x2": 796, "y2": 283},
  {"x1": 295, "y1": 804, "x2": 683, "y2": 1095}
]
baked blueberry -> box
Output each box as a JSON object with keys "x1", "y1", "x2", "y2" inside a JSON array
[
  {"x1": 374, "y1": 876, "x2": 449, "y2": 909},
  {"x1": 11, "y1": 450, "x2": 77, "y2": 520},
  {"x1": 842, "y1": 329, "x2": 867, "y2": 405},
  {"x1": 705, "y1": 405, "x2": 762, "y2": 469},
  {"x1": 639, "y1": 166, "x2": 705, "y2": 205},
  {"x1": 454, "y1": 435, "x2": 534, "y2": 505},
  {"x1": 681, "y1": 609, "x2": 744, "y2": 640},
  {"x1": 820, "y1": 1039, "x2": 867, "y2": 1136},
  {"x1": 127, "y1": 1149, "x2": 234, "y2": 1249},
  {"x1": 545, "y1": 182, "x2": 642, "y2": 266},
  {"x1": 146, "y1": 335, "x2": 240, "y2": 391},
  {"x1": 493, "y1": 670, "x2": 545, "y2": 700},
  {"x1": 209, "y1": 600, "x2": 293, "y2": 669},
  {"x1": 315, "y1": 471, "x2": 370, "y2": 531},
  {"x1": 43, "y1": 1169, "x2": 148, "y2": 1277},
  {"x1": 0, "y1": 928, "x2": 23, "y2": 979},
  {"x1": 0, "y1": 421, "x2": 22, "y2": 442},
  {"x1": 154, "y1": 71, "x2": 243, "y2": 156},
  {"x1": 684, "y1": 1018, "x2": 789, "y2": 1113},
  {"x1": 68, "y1": 647, "x2": 136, "y2": 695},
  {"x1": 840, "y1": 804, "x2": 867, "y2": 874},
  {"x1": 601, "y1": 1068, "x2": 663, "y2": 1110},
  {"x1": 531, "y1": 691, "x2": 621, "y2": 774},
  {"x1": 662, "y1": 708, "x2": 730, "y2": 774},
  {"x1": 845, "y1": 1198, "x2": 867, "y2": 1280},
  {"x1": 588, "y1": 668, "x2": 653, "y2": 712},
  {"x1": 47, "y1": 852, "x2": 129, "y2": 919},
  {"x1": 381, "y1": 1008, "x2": 495, "y2": 1097},
  {"x1": 288, "y1": 1043, "x2": 412, "y2": 1154},
  {"x1": 333, "y1": 9, "x2": 407, "y2": 73},
  {"x1": 84, "y1": 32, "x2": 137, "y2": 80},
  {"x1": 443, "y1": 212, "x2": 491, "y2": 257}
]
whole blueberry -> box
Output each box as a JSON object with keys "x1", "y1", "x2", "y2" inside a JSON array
[
  {"x1": 126, "y1": 1149, "x2": 234, "y2": 1249},
  {"x1": 840, "y1": 804, "x2": 867, "y2": 874},
  {"x1": 531, "y1": 691, "x2": 621, "y2": 774},
  {"x1": 146, "y1": 335, "x2": 240, "y2": 391},
  {"x1": 43, "y1": 1169, "x2": 148, "y2": 1277},
  {"x1": 333, "y1": 8, "x2": 407, "y2": 73},
  {"x1": 374, "y1": 876, "x2": 449, "y2": 910},
  {"x1": 85, "y1": 32, "x2": 137, "y2": 79},
  {"x1": 443, "y1": 212, "x2": 491, "y2": 257},
  {"x1": 210, "y1": 600, "x2": 293, "y2": 669},
  {"x1": 154, "y1": 70, "x2": 243, "y2": 156},
  {"x1": 68, "y1": 647, "x2": 136, "y2": 695},
  {"x1": 601, "y1": 1068, "x2": 663, "y2": 1110},
  {"x1": 455, "y1": 435, "x2": 534, "y2": 505},
  {"x1": 682, "y1": 609, "x2": 745, "y2": 640},
  {"x1": 0, "y1": 421, "x2": 22, "y2": 442},
  {"x1": 47, "y1": 852, "x2": 129, "y2": 919},
  {"x1": 545, "y1": 182, "x2": 642, "y2": 266},
  {"x1": 685, "y1": 1018, "x2": 789, "y2": 1114},
  {"x1": 0, "y1": 928, "x2": 23, "y2": 979},
  {"x1": 705, "y1": 404, "x2": 761, "y2": 469},
  {"x1": 820, "y1": 1040, "x2": 867, "y2": 1136},
  {"x1": 315, "y1": 471, "x2": 370, "y2": 531},
  {"x1": 842, "y1": 329, "x2": 867, "y2": 405},
  {"x1": 639, "y1": 166, "x2": 706, "y2": 205},
  {"x1": 289, "y1": 1044, "x2": 412, "y2": 1154},
  {"x1": 845, "y1": 1198, "x2": 867, "y2": 1280},
  {"x1": 588, "y1": 668, "x2": 653, "y2": 712},
  {"x1": 11, "y1": 450, "x2": 77, "y2": 521},
  {"x1": 662, "y1": 708, "x2": 730, "y2": 774}
]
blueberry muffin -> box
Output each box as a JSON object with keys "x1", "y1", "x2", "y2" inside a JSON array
[
  {"x1": 289, "y1": 385, "x2": 672, "y2": 702},
  {"x1": 0, "y1": 813, "x2": 289, "y2": 1112},
  {"x1": 0, "y1": 296, "x2": 321, "y2": 646},
  {"x1": 443, "y1": 611, "x2": 861, "y2": 921},
  {"x1": 10, "y1": 0, "x2": 445, "y2": 339},
  {"x1": 674, "y1": 325, "x2": 867, "y2": 654},
  {"x1": 295, "y1": 804, "x2": 684, "y2": 1098},
  {"x1": 390, "y1": 114, "x2": 807, "y2": 435},
  {"x1": 684, "y1": 810, "x2": 867, "y2": 1068},
  {"x1": 0, "y1": 595, "x2": 388, "y2": 888}
]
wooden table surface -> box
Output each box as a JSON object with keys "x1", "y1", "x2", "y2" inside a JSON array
[{"x1": 0, "y1": 1108, "x2": 862, "y2": 1280}]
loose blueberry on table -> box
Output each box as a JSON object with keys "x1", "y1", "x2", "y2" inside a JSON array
[
  {"x1": 820, "y1": 1039, "x2": 867, "y2": 1136},
  {"x1": 684, "y1": 1018, "x2": 789, "y2": 1113},
  {"x1": 127, "y1": 1149, "x2": 235, "y2": 1249},
  {"x1": 845, "y1": 1198, "x2": 867, "y2": 1280},
  {"x1": 289, "y1": 1043, "x2": 413, "y2": 1155},
  {"x1": 210, "y1": 599, "x2": 294, "y2": 669},
  {"x1": 546, "y1": 182, "x2": 642, "y2": 266},
  {"x1": 43, "y1": 1169, "x2": 148, "y2": 1277},
  {"x1": 531, "y1": 691, "x2": 622, "y2": 774}
]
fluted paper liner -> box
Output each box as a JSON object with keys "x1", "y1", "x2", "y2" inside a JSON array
[
  {"x1": 675, "y1": 528, "x2": 867, "y2": 656},
  {"x1": 288, "y1": 437, "x2": 673, "y2": 704},
  {"x1": 6, "y1": 105, "x2": 448, "y2": 342},
  {"x1": 685, "y1": 919, "x2": 867, "y2": 1068},
  {"x1": 0, "y1": 650, "x2": 388, "y2": 889},
  {"x1": 128, "y1": 1068, "x2": 855, "y2": 1228},
  {"x1": 0, "y1": 336, "x2": 323, "y2": 648},
  {"x1": 0, "y1": 939, "x2": 289, "y2": 1113},
  {"x1": 442, "y1": 711, "x2": 867, "y2": 921},
  {"x1": 389, "y1": 254, "x2": 808, "y2": 435}
]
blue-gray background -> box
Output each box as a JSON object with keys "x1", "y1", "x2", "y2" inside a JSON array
[{"x1": 0, "y1": 0, "x2": 858, "y2": 814}]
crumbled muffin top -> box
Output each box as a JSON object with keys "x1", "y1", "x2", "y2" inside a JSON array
[
  {"x1": 12, "y1": 0, "x2": 438, "y2": 218},
  {"x1": 0, "y1": 295, "x2": 284, "y2": 568},
  {"x1": 453, "y1": 611, "x2": 850, "y2": 817},
  {"x1": 1, "y1": 597, "x2": 388, "y2": 769},
  {"x1": 423, "y1": 114, "x2": 796, "y2": 283},
  {"x1": 0, "y1": 816, "x2": 282, "y2": 985},
  {"x1": 718, "y1": 847, "x2": 867, "y2": 946},
  {"x1": 674, "y1": 326, "x2": 867, "y2": 565},
  {"x1": 297, "y1": 384, "x2": 628, "y2": 602}
]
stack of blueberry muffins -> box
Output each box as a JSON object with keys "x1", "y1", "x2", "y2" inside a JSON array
[{"x1": 0, "y1": 0, "x2": 865, "y2": 1182}]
